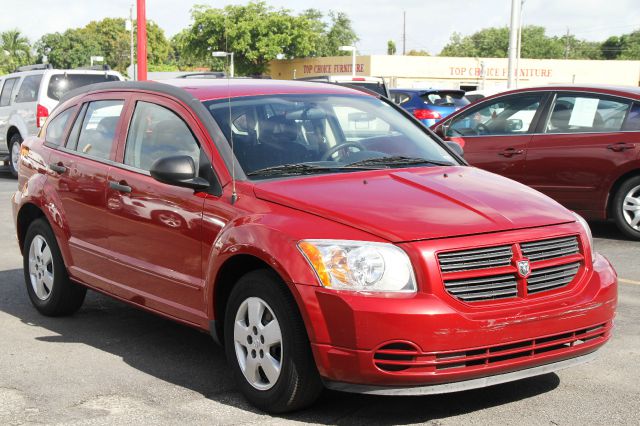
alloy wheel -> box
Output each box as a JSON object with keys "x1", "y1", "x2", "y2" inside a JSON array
[
  {"x1": 233, "y1": 297, "x2": 283, "y2": 390},
  {"x1": 11, "y1": 140, "x2": 20, "y2": 172},
  {"x1": 622, "y1": 184, "x2": 640, "y2": 231},
  {"x1": 28, "y1": 235, "x2": 54, "y2": 300}
]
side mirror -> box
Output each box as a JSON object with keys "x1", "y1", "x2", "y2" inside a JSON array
[
  {"x1": 434, "y1": 122, "x2": 450, "y2": 138},
  {"x1": 446, "y1": 141, "x2": 464, "y2": 157},
  {"x1": 506, "y1": 118, "x2": 523, "y2": 131},
  {"x1": 150, "y1": 155, "x2": 210, "y2": 190}
]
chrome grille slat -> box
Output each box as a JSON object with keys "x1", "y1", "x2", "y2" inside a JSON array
[
  {"x1": 527, "y1": 262, "x2": 580, "y2": 294},
  {"x1": 444, "y1": 274, "x2": 518, "y2": 301},
  {"x1": 521, "y1": 236, "x2": 579, "y2": 262},
  {"x1": 438, "y1": 245, "x2": 512, "y2": 273}
]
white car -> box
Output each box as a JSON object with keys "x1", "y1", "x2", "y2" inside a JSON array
[
  {"x1": 0, "y1": 64, "x2": 123, "y2": 176},
  {"x1": 296, "y1": 75, "x2": 390, "y2": 98}
]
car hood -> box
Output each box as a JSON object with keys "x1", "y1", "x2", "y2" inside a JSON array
[{"x1": 253, "y1": 166, "x2": 575, "y2": 242}]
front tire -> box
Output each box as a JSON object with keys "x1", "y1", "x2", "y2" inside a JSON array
[
  {"x1": 8, "y1": 132, "x2": 22, "y2": 177},
  {"x1": 612, "y1": 176, "x2": 640, "y2": 240},
  {"x1": 224, "y1": 270, "x2": 323, "y2": 413},
  {"x1": 23, "y1": 218, "x2": 87, "y2": 316}
]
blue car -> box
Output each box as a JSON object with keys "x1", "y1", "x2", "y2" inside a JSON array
[{"x1": 390, "y1": 89, "x2": 470, "y2": 126}]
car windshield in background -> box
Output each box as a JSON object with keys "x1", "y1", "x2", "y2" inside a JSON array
[
  {"x1": 204, "y1": 94, "x2": 457, "y2": 179},
  {"x1": 47, "y1": 73, "x2": 121, "y2": 100},
  {"x1": 421, "y1": 91, "x2": 470, "y2": 108}
]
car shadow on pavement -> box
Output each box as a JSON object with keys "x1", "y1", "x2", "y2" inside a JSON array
[
  {"x1": 590, "y1": 220, "x2": 630, "y2": 241},
  {"x1": 0, "y1": 267, "x2": 560, "y2": 424}
]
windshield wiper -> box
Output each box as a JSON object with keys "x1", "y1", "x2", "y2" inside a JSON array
[
  {"x1": 345, "y1": 156, "x2": 454, "y2": 168},
  {"x1": 246, "y1": 163, "x2": 382, "y2": 178}
]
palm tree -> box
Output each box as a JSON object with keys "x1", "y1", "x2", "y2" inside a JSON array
[{"x1": 1, "y1": 29, "x2": 32, "y2": 70}]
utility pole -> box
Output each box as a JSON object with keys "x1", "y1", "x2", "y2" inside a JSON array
[
  {"x1": 129, "y1": 4, "x2": 135, "y2": 80},
  {"x1": 402, "y1": 11, "x2": 406, "y2": 55},
  {"x1": 507, "y1": 0, "x2": 521, "y2": 88},
  {"x1": 564, "y1": 28, "x2": 570, "y2": 59},
  {"x1": 516, "y1": 0, "x2": 524, "y2": 88},
  {"x1": 136, "y1": 0, "x2": 147, "y2": 81}
]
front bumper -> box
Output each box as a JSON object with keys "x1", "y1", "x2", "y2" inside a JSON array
[{"x1": 295, "y1": 252, "x2": 616, "y2": 389}]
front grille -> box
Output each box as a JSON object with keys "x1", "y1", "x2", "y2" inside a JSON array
[
  {"x1": 437, "y1": 245, "x2": 513, "y2": 272},
  {"x1": 372, "y1": 323, "x2": 610, "y2": 374},
  {"x1": 528, "y1": 262, "x2": 580, "y2": 294},
  {"x1": 521, "y1": 236, "x2": 579, "y2": 261},
  {"x1": 438, "y1": 235, "x2": 583, "y2": 303},
  {"x1": 443, "y1": 274, "x2": 518, "y2": 302}
]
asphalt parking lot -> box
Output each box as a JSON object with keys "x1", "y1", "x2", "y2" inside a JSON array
[{"x1": 0, "y1": 171, "x2": 638, "y2": 426}]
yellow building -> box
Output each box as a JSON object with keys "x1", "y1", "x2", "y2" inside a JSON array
[{"x1": 269, "y1": 55, "x2": 640, "y2": 91}]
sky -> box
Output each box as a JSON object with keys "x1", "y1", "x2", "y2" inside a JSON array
[{"x1": 3, "y1": 0, "x2": 640, "y2": 55}]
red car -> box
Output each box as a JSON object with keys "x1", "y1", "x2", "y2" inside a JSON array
[
  {"x1": 432, "y1": 85, "x2": 640, "y2": 240},
  {"x1": 12, "y1": 79, "x2": 617, "y2": 413}
]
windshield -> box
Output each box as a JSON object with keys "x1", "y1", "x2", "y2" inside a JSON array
[
  {"x1": 47, "y1": 73, "x2": 120, "y2": 101},
  {"x1": 204, "y1": 94, "x2": 458, "y2": 179},
  {"x1": 421, "y1": 91, "x2": 469, "y2": 108}
]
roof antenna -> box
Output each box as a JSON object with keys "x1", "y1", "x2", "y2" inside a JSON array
[{"x1": 225, "y1": 18, "x2": 238, "y2": 205}]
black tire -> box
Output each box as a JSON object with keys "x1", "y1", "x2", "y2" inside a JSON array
[
  {"x1": 8, "y1": 132, "x2": 22, "y2": 178},
  {"x1": 224, "y1": 269, "x2": 323, "y2": 413},
  {"x1": 23, "y1": 218, "x2": 87, "y2": 316},
  {"x1": 612, "y1": 176, "x2": 640, "y2": 240}
]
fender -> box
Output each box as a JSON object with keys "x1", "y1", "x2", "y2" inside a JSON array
[
  {"x1": 6, "y1": 114, "x2": 30, "y2": 146},
  {"x1": 603, "y1": 158, "x2": 640, "y2": 218}
]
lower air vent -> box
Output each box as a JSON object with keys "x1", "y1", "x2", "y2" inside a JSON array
[
  {"x1": 373, "y1": 342, "x2": 420, "y2": 372},
  {"x1": 444, "y1": 274, "x2": 518, "y2": 302},
  {"x1": 527, "y1": 262, "x2": 580, "y2": 294}
]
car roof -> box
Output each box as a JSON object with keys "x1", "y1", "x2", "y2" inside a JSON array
[
  {"x1": 162, "y1": 78, "x2": 370, "y2": 101},
  {"x1": 391, "y1": 88, "x2": 465, "y2": 94},
  {"x1": 480, "y1": 84, "x2": 640, "y2": 100}
]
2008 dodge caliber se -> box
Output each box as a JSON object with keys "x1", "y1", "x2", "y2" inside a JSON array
[{"x1": 12, "y1": 79, "x2": 617, "y2": 413}]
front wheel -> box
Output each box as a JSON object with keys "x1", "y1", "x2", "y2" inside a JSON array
[
  {"x1": 224, "y1": 270, "x2": 323, "y2": 413},
  {"x1": 23, "y1": 218, "x2": 87, "y2": 316},
  {"x1": 612, "y1": 176, "x2": 640, "y2": 240},
  {"x1": 8, "y1": 133, "x2": 23, "y2": 177}
]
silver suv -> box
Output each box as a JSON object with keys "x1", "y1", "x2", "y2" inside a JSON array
[{"x1": 0, "y1": 64, "x2": 123, "y2": 176}]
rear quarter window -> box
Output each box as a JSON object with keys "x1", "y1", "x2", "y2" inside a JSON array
[
  {"x1": 422, "y1": 91, "x2": 470, "y2": 108},
  {"x1": 15, "y1": 74, "x2": 43, "y2": 103},
  {"x1": 47, "y1": 74, "x2": 121, "y2": 101},
  {"x1": 0, "y1": 77, "x2": 19, "y2": 107}
]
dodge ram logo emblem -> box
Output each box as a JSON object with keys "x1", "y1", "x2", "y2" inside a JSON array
[{"x1": 517, "y1": 260, "x2": 531, "y2": 278}]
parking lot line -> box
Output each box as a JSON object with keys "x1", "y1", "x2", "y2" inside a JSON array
[{"x1": 619, "y1": 278, "x2": 640, "y2": 286}]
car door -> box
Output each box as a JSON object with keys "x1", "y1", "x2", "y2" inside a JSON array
[
  {"x1": 105, "y1": 95, "x2": 219, "y2": 324},
  {"x1": 47, "y1": 95, "x2": 129, "y2": 283},
  {"x1": 440, "y1": 92, "x2": 549, "y2": 183},
  {"x1": 526, "y1": 92, "x2": 640, "y2": 217}
]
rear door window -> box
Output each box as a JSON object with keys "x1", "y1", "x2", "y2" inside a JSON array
[
  {"x1": 0, "y1": 77, "x2": 19, "y2": 106},
  {"x1": 15, "y1": 74, "x2": 43, "y2": 103},
  {"x1": 72, "y1": 100, "x2": 124, "y2": 160},
  {"x1": 545, "y1": 94, "x2": 630, "y2": 133},
  {"x1": 47, "y1": 74, "x2": 120, "y2": 101},
  {"x1": 622, "y1": 102, "x2": 640, "y2": 131}
]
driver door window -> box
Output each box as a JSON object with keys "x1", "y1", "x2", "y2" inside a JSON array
[{"x1": 448, "y1": 94, "x2": 544, "y2": 137}]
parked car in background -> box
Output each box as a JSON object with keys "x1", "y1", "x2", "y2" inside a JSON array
[
  {"x1": 0, "y1": 64, "x2": 123, "y2": 176},
  {"x1": 13, "y1": 79, "x2": 616, "y2": 413},
  {"x1": 391, "y1": 88, "x2": 470, "y2": 126},
  {"x1": 432, "y1": 85, "x2": 640, "y2": 239},
  {"x1": 297, "y1": 75, "x2": 390, "y2": 98}
]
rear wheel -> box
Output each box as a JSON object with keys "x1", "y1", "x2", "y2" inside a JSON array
[
  {"x1": 23, "y1": 218, "x2": 87, "y2": 316},
  {"x1": 612, "y1": 176, "x2": 640, "y2": 240},
  {"x1": 224, "y1": 270, "x2": 323, "y2": 413},
  {"x1": 8, "y1": 132, "x2": 22, "y2": 177}
]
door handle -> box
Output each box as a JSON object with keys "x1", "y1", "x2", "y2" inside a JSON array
[
  {"x1": 498, "y1": 148, "x2": 525, "y2": 157},
  {"x1": 607, "y1": 142, "x2": 635, "y2": 152},
  {"x1": 49, "y1": 163, "x2": 67, "y2": 174},
  {"x1": 109, "y1": 181, "x2": 132, "y2": 193}
]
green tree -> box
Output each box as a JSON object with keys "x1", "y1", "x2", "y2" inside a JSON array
[
  {"x1": 407, "y1": 49, "x2": 429, "y2": 56},
  {"x1": 387, "y1": 40, "x2": 396, "y2": 55},
  {"x1": 35, "y1": 18, "x2": 171, "y2": 74},
  {"x1": 0, "y1": 30, "x2": 32, "y2": 72},
  {"x1": 181, "y1": 1, "x2": 358, "y2": 75}
]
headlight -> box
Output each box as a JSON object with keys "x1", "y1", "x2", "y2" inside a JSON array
[
  {"x1": 572, "y1": 212, "x2": 596, "y2": 263},
  {"x1": 297, "y1": 240, "x2": 416, "y2": 293}
]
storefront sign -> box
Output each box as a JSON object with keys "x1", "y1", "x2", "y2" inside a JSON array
[
  {"x1": 303, "y1": 63, "x2": 366, "y2": 74},
  {"x1": 448, "y1": 66, "x2": 553, "y2": 78}
]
